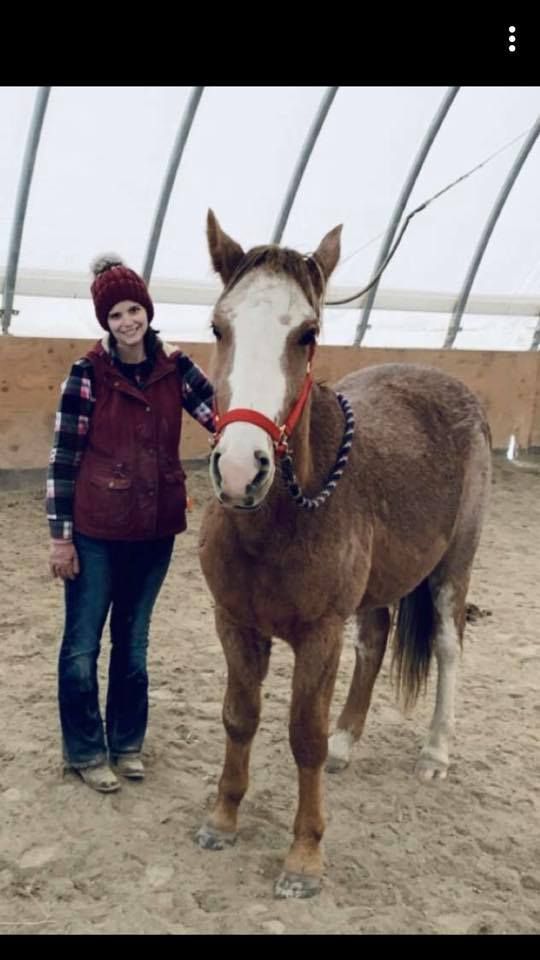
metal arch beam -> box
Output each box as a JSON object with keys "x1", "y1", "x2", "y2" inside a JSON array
[
  {"x1": 271, "y1": 86, "x2": 339, "y2": 245},
  {"x1": 354, "y1": 85, "x2": 460, "y2": 346},
  {"x1": 445, "y1": 114, "x2": 540, "y2": 349},
  {"x1": 1, "y1": 86, "x2": 51, "y2": 334},
  {"x1": 142, "y1": 86, "x2": 204, "y2": 284}
]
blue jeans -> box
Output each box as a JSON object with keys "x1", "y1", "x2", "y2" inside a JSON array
[{"x1": 58, "y1": 532, "x2": 174, "y2": 768}]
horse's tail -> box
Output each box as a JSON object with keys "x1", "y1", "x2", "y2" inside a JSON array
[{"x1": 391, "y1": 577, "x2": 435, "y2": 711}]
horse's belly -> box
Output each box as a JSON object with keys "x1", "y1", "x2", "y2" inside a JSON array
[{"x1": 361, "y1": 524, "x2": 450, "y2": 608}]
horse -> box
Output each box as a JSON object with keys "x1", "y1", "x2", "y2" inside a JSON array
[{"x1": 196, "y1": 210, "x2": 492, "y2": 899}]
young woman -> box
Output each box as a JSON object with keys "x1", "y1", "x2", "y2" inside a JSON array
[{"x1": 47, "y1": 255, "x2": 214, "y2": 792}]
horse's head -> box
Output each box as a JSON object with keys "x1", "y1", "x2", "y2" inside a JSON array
[{"x1": 206, "y1": 210, "x2": 342, "y2": 510}]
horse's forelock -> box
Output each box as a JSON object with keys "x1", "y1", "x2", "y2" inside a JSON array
[{"x1": 222, "y1": 245, "x2": 323, "y2": 312}]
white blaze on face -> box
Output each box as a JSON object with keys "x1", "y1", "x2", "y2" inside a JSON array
[{"x1": 216, "y1": 269, "x2": 312, "y2": 499}]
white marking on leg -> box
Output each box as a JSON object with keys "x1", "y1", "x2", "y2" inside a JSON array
[
  {"x1": 327, "y1": 729, "x2": 354, "y2": 766},
  {"x1": 352, "y1": 634, "x2": 367, "y2": 666},
  {"x1": 328, "y1": 636, "x2": 369, "y2": 770},
  {"x1": 417, "y1": 584, "x2": 458, "y2": 782}
]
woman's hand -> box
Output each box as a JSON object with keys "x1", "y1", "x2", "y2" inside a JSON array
[{"x1": 49, "y1": 539, "x2": 80, "y2": 581}]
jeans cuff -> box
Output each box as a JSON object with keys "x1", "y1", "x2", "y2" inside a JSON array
[{"x1": 63, "y1": 754, "x2": 108, "y2": 771}]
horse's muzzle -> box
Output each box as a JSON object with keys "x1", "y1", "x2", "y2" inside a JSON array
[{"x1": 209, "y1": 448, "x2": 273, "y2": 509}]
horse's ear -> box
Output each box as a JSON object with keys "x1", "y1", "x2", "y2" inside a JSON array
[
  {"x1": 207, "y1": 209, "x2": 245, "y2": 285},
  {"x1": 313, "y1": 224, "x2": 342, "y2": 280}
]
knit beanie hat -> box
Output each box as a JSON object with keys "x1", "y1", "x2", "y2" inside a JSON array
[{"x1": 90, "y1": 254, "x2": 154, "y2": 330}]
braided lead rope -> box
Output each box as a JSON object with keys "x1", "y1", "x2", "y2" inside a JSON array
[{"x1": 280, "y1": 392, "x2": 355, "y2": 510}]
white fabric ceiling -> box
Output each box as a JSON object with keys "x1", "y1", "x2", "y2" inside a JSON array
[{"x1": 1, "y1": 85, "x2": 539, "y2": 348}]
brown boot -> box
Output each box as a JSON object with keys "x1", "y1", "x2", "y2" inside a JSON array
[
  {"x1": 72, "y1": 763, "x2": 121, "y2": 793},
  {"x1": 113, "y1": 754, "x2": 145, "y2": 780}
]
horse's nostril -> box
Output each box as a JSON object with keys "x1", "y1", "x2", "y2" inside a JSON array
[{"x1": 255, "y1": 450, "x2": 271, "y2": 470}]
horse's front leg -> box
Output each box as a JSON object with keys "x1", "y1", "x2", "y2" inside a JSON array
[
  {"x1": 197, "y1": 605, "x2": 271, "y2": 850},
  {"x1": 275, "y1": 618, "x2": 344, "y2": 899}
]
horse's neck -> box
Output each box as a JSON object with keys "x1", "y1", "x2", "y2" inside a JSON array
[{"x1": 285, "y1": 394, "x2": 314, "y2": 490}]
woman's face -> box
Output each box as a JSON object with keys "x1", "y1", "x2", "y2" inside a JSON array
[{"x1": 107, "y1": 300, "x2": 149, "y2": 350}]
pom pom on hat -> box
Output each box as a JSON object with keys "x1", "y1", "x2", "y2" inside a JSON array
[{"x1": 90, "y1": 253, "x2": 125, "y2": 277}]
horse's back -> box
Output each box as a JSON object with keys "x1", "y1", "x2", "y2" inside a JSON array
[
  {"x1": 334, "y1": 362, "x2": 491, "y2": 454},
  {"x1": 332, "y1": 362, "x2": 491, "y2": 542}
]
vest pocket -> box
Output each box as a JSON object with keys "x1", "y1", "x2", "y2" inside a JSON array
[{"x1": 89, "y1": 473, "x2": 134, "y2": 526}]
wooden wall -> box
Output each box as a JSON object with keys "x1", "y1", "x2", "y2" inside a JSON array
[{"x1": 1, "y1": 337, "x2": 539, "y2": 471}]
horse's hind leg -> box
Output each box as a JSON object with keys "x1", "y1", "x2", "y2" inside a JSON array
[
  {"x1": 197, "y1": 605, "x2": 271, "y2": 849},
  {"x1": 416, "y1": 441, "x2": 490, "y2": 783},
  {"x1": 415, "y1": 570, "x2": 470, "y2": 782},
  {"x1": 327, "y1": 607, "x2": 390, "y2": 773}
]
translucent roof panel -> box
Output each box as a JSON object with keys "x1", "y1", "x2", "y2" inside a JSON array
[
  {"x1": 1, "y1": 85, "x2": 540, "y2": 349},
  {"x1": 293, "y1": 86, "x2": 540, "y2": 296},
  {"x1": 153, "y1": 85, "x2": 328, "y2": 279},
  {"x1": 10, "y1": 86, "x2": 195, "y2": 272}
]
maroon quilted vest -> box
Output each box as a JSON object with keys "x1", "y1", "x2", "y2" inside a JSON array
[{"x1": 73, "y1": 340, "x2": 187, "y2": 540}]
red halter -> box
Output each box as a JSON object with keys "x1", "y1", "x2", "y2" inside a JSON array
[{"x1": 212, "y1": 344, "x2": 315, "y2": 457}]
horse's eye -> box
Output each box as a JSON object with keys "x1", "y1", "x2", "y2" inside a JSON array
[
  {"x1": 298, "y1": 328, "x2": 316, "y2": 346},
  {"x1": 211, "y1": 323, "x2": 222, "y2": 341}
]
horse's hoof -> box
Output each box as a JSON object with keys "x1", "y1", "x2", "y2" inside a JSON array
[
  {"x1": 274, "y1": 871, "x2": 321, "y2": 899},
  {"x1": 325, "y1": 754, "x2": 349, "y2": 774},
  {"x1": 415, "y1": 749, "x2": 449, "y2": 783},
  {"x1": 196, "y1": 824, "x2": 237, "y2": 850}
]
